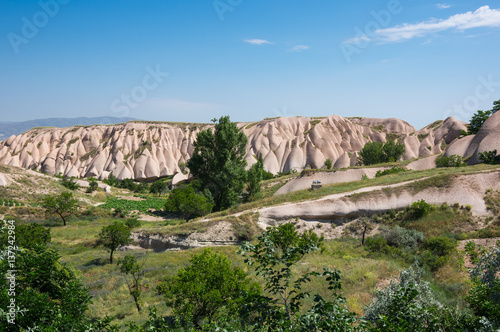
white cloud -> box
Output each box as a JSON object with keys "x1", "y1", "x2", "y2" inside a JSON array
[
  {"x1": 436, "y1": 4, "x2": 452, "y2": 9},
  {"x1": 290, "y1": 45, "x2": 309, "y2": 52},
  {"x1": 375, "y1": 6, "x2": 500, "y2": 43},
  {"x1": 244, "y1": 39, "x2": 274, "y2": 45},
  {"x1": 421, "y1": 39, "x2": 432, "y2": 45}
]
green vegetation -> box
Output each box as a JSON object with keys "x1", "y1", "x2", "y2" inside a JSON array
[
  {"x1": 118, "y1": 255, "x2": 145, "y2": 313},
  {"x1": 436, "y1": 154, "x2": 466, "y2": 167},
  {"x1": 375, "y1": 166, "x2": 407, "y2": 177},
  {"x1": 165, "y1": 184, "x2": 214, "y2": 221},
  {"x1": 479, "y1": 150, "x2": 499, "y2": 165},
  {"x1": 86, "y1": 177, "x2": 98, "y2": 193},
  {"x1": 187, "y1": 116, "x2": 248, "y2": 211},
  {"x1": 60, "y1": 176, "x2": 80, "y2": 190},
  {"x1": 246, "y1": 155, "x2": 264, "y2": 201},
  {"x1": 324, "y1": 158, "x2": 333, "y2": 170},
  {"x1": 42, "y1": 191, "x2": 79, "y2": 226},
  {"x1": 96, "y1": 221, "x2": 132, "y2": 263},
  {"x1": 101, "y1": 197, "x2": 167, "y2": 215},
  {"x1": 358, "y1": 140, "x2": 405, "y2": 166}
]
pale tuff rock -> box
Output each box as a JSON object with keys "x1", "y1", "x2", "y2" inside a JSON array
[{"x1": 0, "y1": 115, "x2": 470, "y2": 180}]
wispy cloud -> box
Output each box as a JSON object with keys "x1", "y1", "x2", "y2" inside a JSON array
[
  {"x1": 345, "y1": 6, "x2": 500, "y2": 44},
  {"x1": 244, "y1": 39, "x2": 274, "y2": 45},
  {"x1": 421, "y1": 39, "x2": 432, "y2": 45},
  {"x1": 290, "y1": 45, "x2": 309, "y2": 52},
  {"x1": 436, "y1": 3, "x2": 452, "y2": 9}
]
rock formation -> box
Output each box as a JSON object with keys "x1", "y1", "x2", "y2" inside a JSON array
[{"x1": 0, "y1": 115, "x2": 468, "y2": 180}]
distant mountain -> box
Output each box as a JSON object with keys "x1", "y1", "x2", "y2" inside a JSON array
[{"x1": 0, "y1": 117, "x2": 137, "y2": 139}]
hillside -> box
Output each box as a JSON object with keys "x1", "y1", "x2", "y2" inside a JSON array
[{"x1": 0, "y1": 115, "x2": 475, "y2": 181}]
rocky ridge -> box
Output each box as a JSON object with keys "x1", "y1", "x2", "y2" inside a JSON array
[{"x1": 0, "y1": 115, "x2": 470, "y2": 180}]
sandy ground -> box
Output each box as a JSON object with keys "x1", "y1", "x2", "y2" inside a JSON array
[
  {"x1": 407, "y1": 155, "x2": 439, "y2": 171},
  {"x1": 258, "y1": 171, "x2": 500, "y2": 232},
  {"x1": 0, "y1": 173, "x2": 9, "y2": 186},
  {"x1": 275, "y1": 168, "x2": 388, "y2": 195}
]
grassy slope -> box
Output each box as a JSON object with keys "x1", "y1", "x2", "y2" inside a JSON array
[{"x1": 1, "y1": 163, "x2": 500, "y2": 326}]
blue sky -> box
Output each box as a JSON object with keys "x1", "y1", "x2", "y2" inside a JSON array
[{"x1": 1, "y1": 0, "x2": 500, "y2": 129}]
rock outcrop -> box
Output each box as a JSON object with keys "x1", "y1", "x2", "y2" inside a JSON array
[{"x1": 0, "y1": 115, "x2": 468, "y2": 180}]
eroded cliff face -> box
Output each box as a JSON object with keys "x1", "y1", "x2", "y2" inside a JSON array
[{"x1": 0, "y1": 115, "x2": 467, "y2": 180}]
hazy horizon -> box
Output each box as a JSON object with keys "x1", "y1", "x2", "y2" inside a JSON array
[{"x1": 2, "y1": 0, "x2": 500, "y2": 129}]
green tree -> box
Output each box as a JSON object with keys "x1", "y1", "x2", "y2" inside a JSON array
[
  {"x1": 239, "y1": 224, "x2": 361, "y2": 331},
  {"x1": 158, "y1": 248, "x2": 259, "y2": 327},
  {"x1": 0, "y1": 223, "x2": 50, "y2": 249},
  {"x1": 324, "y1": 158, "x2": 333, "y2": 170},
  {"x1": 246, "y1": 155, "x2": 264, "y2": 201},
  {"x1": 165, "y1": 184, "x2": 214, "y2": 221},
  {"x1": 96, "y1": 221, "x2": 132, "y2": 264},
  {"x1": 0, "y1": 245, "x2": 92, "y2": 331},
  {"x1": 187, "y1": 116, "x2": 248, "y2": 211},
  {"x1": 42, "y1": 192, "x2": 79, "y2": 226},
  {"x1": 149, "y1": 179, "x2": 167, "y2": 196},
  {"x1": 469, "y1": 110, "x2": 492, "y2": 135},
  {"x1": 358, "y1": 140, "x2": 406, "y2": 166},
  {"x1": 118, "y1": 255, "x2": 144, "y2": 313},
  {"x1": 493, "y1": 99, "x2": 500, "y2": 113}
]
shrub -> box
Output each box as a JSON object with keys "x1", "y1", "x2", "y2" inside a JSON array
[
  {"x1": 324, "y1": 158, "x2": 333, "y2": 170},
  {"x1": 364, "y1": 236, "x2": 388, "y2": 251},
  {"x1": 381, "y1": 226, "x2": 424, "y2": 249},
  {"x1": 436, "y1": 154, "x2": 466, "y2": 167},
  {"x1": 408, "y1": 199, "x2": 432, "y2": 219},
  {"x1": 421, "y1": 236, "x2": 457, "y2": 271},
  {"x1": 358, "y1": 140, "x2": 405, "y2": 165},
  {"x1": 60, "y1": 176, "x2": 80, "y2": 190},
  {"x1": 469, "y1": 110, "x2": 492, "y2": 135},
  {"x1": 165, "y1": 184, "x2": 214, "y2": 221},
  {"x1": 479, "y1": 150, "x2": 499, "y2": 165},
  {"x1": 375, "y1": 166, "x2": 407, "y2": 177}
]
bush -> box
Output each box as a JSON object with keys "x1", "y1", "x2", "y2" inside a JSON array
[
  {"x1": 381, "y1": 226, "x2": 424, "y2": 249},
  {"x1": 421, "y1": 236, "x2": 457, "y2": 271},
  {"x1": 408, "y1": 199, "x2": 432, "y2": 219},
  {"x1": 364, "y1": 236, "x2": 388, "y2": 251},
  {"x1": 479, "y1": 150, "x2": 499, "y2": 165},
  {"x1": 469, "y1": 110, "x2": 492, "y2": 135},
  {"x1": 60, "y1": 176, "x2": 80, "y2": 190},
  {"x1": 358, "y1": 140, "x2": 405, "y2": 166},
  {"x1": 165, "y1": 184, "x2": 214, "y2": 221},
  {"x1": 375, "y1": 166, "x2": 407, "y2": 177},
  {"x1": 436, "y1": 154, "x2": 466, "y2": 167},
  {"x1": 324, "y1": 158, "x2": 333, "y2": 170}
]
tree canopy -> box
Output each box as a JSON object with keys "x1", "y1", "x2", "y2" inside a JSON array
[
  {"x1": 165, "y1": 184, "x2": 214, "y2": 221},
  {"x1": 42, "y1": 191, "x2": 79, "y2": 226},
  {"x1": 358, "y1": 140, "x2": 405, "y2": 166},
  {"x1": 187, "y1": 116, "x2": 248, "y2": 211},
  {"x1": 96, "y1": 221, "x2": 132, "y2": 264}
]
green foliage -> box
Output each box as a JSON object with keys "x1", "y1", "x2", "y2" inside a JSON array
[
  {"x1": 380, "y1": 226, "x2": 424, "y2": 249},
  {"x1": 408, "y1": 199, "x2": 432, "y2": 219},
  {"x1": 364, "y1": 266, "x2": 478, "y2": 331},
  {"x1": 187, "y1": 115, "x2": 248, "y2": 211},
  {"x1": 87, "y1": 177, "x2": 98, "y2": 193},
  {"x1": 0, "y1": 245, "x2": 92, "y2": 331},
  {"x1": 469, "y1": 110, "x2": 492, "y2": 135},
  {"x1": 158, "y1": 248, "x2": 259, "y2": 327},
  {"x1": 239, "y1": 224, "x2": 362, "y2": 331},
  {"x1": 42, "y1": 191, "x2": 79, "y2": 226},
  {"x1": 421, "y1": 236, "x2": 457, "y2": 272},
  {"x1": 165, "y1": 184, "x2": 214, "y2": 221},
  {"x1": 479, "y1": 150, "x2": 499, "y2": 165},
  {"x1": 493, "y1": 99, "x2": 500, "y2": 113},
  {"x1": 0, "y1": 223, "x2": 50, "y2": 249},
  {"x1": 103, "y1": 174, "x2": 148, "y2": 193},
  {"x1": 96, "y1": 221, "x2": 132, "y2": 264},
  {"x1": 358, "y1": 140, "x2": 405, "y2": 166},
  {"x1": 435, "y1": 154, "x2": 466, "y2": 168},
  {"x1": 467, "y1": 244, "x2": 500, "y2": 325},
  {"x1": 324, "y1": 158, "x2": 333, "y2": 170},
  {"x1": 60, "y1": 176, "x2": 80, "y2": 190},
  {"x1": 118, "y1": 255, "x2": 144, "y2": 313},
  {"x1": 124, "y1": 218, "x2": 141, "y2": 229},
  {"x1": 375, "y1": 166, "x2": 407, "y2": 177},
  {"x1": 101, "y1": 197, "x2": 166, "y2": 215},
  {"x1": 149, "y1": 179, "x2": 167, "y2": 196},
  {"x1": 246, "y1": 155, "x2": 264, "y2": 201}
]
